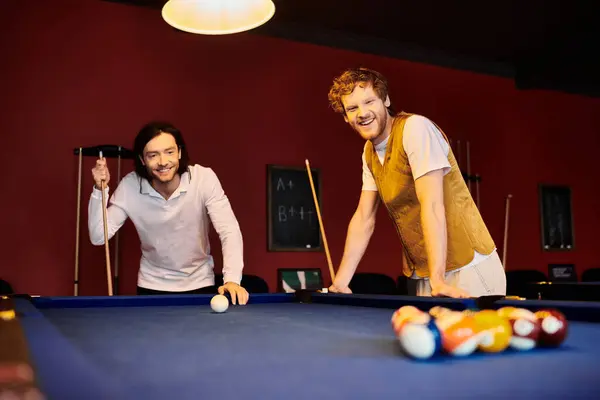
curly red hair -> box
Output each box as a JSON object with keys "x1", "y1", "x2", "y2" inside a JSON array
[{"x1": 328, "y1": 67, "x2": 393, "y2": 114}]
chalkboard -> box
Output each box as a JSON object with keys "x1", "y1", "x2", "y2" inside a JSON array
[{"x1": 267, "y1": 164, "x2": 322, "y2": 252}]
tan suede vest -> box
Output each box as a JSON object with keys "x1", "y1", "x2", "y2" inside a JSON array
[{"x1": 365, "y1": 112, "x2": 496, "y2": 278}]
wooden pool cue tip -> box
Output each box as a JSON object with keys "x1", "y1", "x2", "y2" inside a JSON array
[
  {"x1": 99, "y1": 151, "x2": 113, "y2": 296},
  {"x1": 305, "y1": 159, "x2": 336, "y2": 282}
]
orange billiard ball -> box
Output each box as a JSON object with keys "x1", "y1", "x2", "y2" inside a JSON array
[{"x1": 434, "y1": 311, "x2": 480, "y2": 356}]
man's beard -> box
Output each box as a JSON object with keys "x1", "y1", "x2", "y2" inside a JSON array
[{"x1": 355, "y1": 110, "x2": 388, "y2": 142}]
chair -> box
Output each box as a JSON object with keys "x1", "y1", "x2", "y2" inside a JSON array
[
  {"x1": 240, "y1": 274, "x2": 269, "y2": 293},
  {"x1": 396, "y1": 276, "x2": 410, "y2": 295},
  {"x1": 505, "y1": 269, "x2": 547, "y2": 298},
  {"x1": 0, "y1": 279, "x2": 14, "y2": 295},
  {"x1": 349, "y1": 273, "x2": 398, "y2": 295},
  {"x1": 581, "y1": 268, "x2": 600, "y2": 282}
]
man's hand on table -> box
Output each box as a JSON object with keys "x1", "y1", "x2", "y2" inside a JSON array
[
  {"x1": 430, "y1": 279, "x2": 469, "y2": 298},
  {"x1": 328, "y1": 284, "x2": 352, "y2": 294},
  {"x1": 218, "y1": 282, "x2": 249, "y2": 305}
]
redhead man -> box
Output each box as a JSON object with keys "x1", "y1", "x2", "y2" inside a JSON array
[{"x1": 326, "y1": 67, "x2": 506, "y2": 298}]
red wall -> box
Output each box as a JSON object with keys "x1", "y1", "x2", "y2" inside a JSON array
[{"x1": 1, "y1": 0, "x2": 599, "y2": 296}]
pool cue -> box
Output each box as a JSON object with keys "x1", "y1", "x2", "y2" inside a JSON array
[
  {"x1": 502, "y1": 194, "x2": 512, "y2": 269},
  {"x1": 99, "y1": 151, "x2": 114, "y2": 296},
  {"x1": 466, "y1": 141, "x2": 472, "y2": 192},
  {"x1": 457, "y1": 139, "x2": 462, "y2": 167},
  {"x1": 74, "y1": 147, "x2": 83, "y2": 296},
  {"x1": 113, "y1": 146, "x2": 122, "y2": 295},
  {"x1": 475, "y1": 174, "x2": 481, "y2": 209},
  {"x1": 305, "y1": 159, "x2": 336, "y2": 282}
]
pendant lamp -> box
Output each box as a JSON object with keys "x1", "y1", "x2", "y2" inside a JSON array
[{"x1": 162, "y1": 0, "x2": 276, "y2": 35}]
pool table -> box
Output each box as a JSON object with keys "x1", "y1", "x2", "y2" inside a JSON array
[{"x1": 2, "y1": 292, "x2": 600, "y2": 399}]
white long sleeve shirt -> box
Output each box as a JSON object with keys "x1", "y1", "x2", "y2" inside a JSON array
[{"x1": 88, "y1": 164, "x2": 244, "y2": 292}]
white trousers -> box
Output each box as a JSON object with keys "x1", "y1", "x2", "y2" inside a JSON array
[{"x1": 415, "y1": 251, "x2": 506, "y2": 297}]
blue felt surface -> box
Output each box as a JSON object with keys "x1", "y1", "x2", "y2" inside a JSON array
[
  {"x1": 15, "y1": 299, "x2": 124, "y2": 400},
  {"x1": 21, "y1": 300, "x2": 600, "y2": 399}
]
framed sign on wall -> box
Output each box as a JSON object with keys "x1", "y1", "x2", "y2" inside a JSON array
[{"x1": 539, "y1": 184, "x2": 575, "y2": 251}]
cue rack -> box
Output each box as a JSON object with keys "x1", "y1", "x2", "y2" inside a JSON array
[
  {"x1": 449, "y1": 138, "x2": 511, "y2": 270},
  {"x1": 448, "y1": 138, "x2": 481, "y2": 210},
  {"x1": 73, "y1": 145, "x2": 134, "y2": 296}
]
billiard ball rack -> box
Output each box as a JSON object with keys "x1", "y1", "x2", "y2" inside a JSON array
[{"x1": 72, "y1": 145, "x2": 135, "y2": 297}]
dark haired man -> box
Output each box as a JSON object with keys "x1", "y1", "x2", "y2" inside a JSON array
[
  {"x1": 326, "y1": 67, "x2": 506, "y2": 299},
  {"x1": 88, "y1": 122, "x2": 249, "y2": 304}
]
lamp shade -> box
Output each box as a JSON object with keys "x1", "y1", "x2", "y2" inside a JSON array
[{"x1": 162, "y1": 0, "x2": 276, "y2": 35}]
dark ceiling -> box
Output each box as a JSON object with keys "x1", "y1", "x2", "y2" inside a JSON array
[{"x1": 105, "y1": 0, "x2": 599, "y2": 97}]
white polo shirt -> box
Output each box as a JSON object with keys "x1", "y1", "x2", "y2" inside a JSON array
[
  {"x1": 88, "y1": 164, "x2": 244, "y2": 292},
  {"x1": 361, "y1": 115, "x2": 495, "y2": 278}
]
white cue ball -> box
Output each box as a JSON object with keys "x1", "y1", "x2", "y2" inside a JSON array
[{"x1": 210, "y1": 294, "x2": 229, "y2": 313}]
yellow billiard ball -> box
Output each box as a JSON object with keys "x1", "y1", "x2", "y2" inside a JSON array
[
  {"x1": 473, "y1": 310, "x2": 512, "y2": 353},
  {"x1": 0, "y1": 309, "x2": 15, "y2": 321}
]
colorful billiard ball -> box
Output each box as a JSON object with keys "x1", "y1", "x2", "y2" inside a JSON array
[
  {"x1": 391, "y1": 305, "x2": 422, "y2": 321},
  {"x1": 391, "y1": 307, "x2": 428, "y2": 337},
  {"x1": 429, "y1": 306, "x2": 453, "y2": 318},
  {"x1": 0, "y1": 309, "x2": 15, "y2": 321},
  {"x1": 434, "y1": 311, "x2": 480, "y2": 356},
  {"x1": 534, "y1": 309, "x2": 568, "y2": 347},
  {"x1": 472, "y1": 310, "x2": 512, "y2": 353},
  {"x1": 396, "y1": 316, "x2": 443, "y2": 360},
  {"x1": 503, "y1": 308, "x2": 541, "y2": 351},
  {"x1": 210, "y1": 294, "x2": 229, "y2": 313},
  {"x1": 0, "y1": 362, "x2": 34, "y2": 384},
  {"x1": 496, "y1": 306, "x2": 518, "y2": 319}
]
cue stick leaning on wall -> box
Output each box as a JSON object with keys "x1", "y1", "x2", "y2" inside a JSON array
[
  {"x1": 475, "y1": 174, "x2": 481, "y2": 209},
  {"x1": 503, "y1": 194, "x2": 512, "y2": 269},
  {"x1": 305, "y1": 159, "x2": 336, "y2": 282},
  {"x1": 74, "y1": 148, "x2": 83, "y2": 296},
  {"x1": 99, "y1": 151, "x2": 114, "y2": 296},
  {"x1": 467, "y1": 140, "x2": 472, "y2": 192}
]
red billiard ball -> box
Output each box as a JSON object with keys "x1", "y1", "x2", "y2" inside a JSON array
[
  {"x1": 503, "y1": 308, "x2": 541, "y2": 351},
  {"x1": 534, "y1": 309, "x2": 568, "y2": 347}
]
